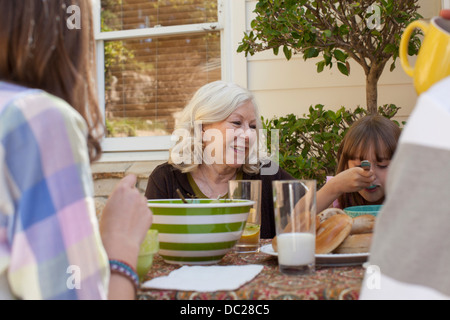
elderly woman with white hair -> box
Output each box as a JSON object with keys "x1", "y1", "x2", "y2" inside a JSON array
[{"x1": 145, "y1": 81, "x2": 294, "y2": 238}]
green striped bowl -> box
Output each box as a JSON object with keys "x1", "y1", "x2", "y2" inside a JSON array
[{"x1": 147, "y1": 199, "x2": 254, "y2": 265}]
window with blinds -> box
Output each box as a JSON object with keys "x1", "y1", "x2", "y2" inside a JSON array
[{"x1": 100, "y1": 0, "x2": 221, "y2": 138}]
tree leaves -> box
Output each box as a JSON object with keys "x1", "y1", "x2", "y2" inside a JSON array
[
  {"x1": 238, "y1": 0, "x2": 423, "y2": 112},
  {"x1": 304, "y1": 47, "x2": 319, "y2": 59},
  {"x1": 283, "y1": 45, "x2": 292, "y2": 60},
  {"x1": 333, "y1": 50, "x2": 347, "y2": 63},
  {"x1": 337, "y1": 62, "x2": 349, "y2": 76},
  {"x1": 316, "y1": 60, "x2": 325, "y2": 73}
]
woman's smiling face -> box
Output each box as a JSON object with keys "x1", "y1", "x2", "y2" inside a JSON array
[{"x1": 202, "y1": 101, "x2": 257, "y2": 169}]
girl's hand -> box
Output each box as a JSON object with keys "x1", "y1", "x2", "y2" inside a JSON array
[
  {"x1": 332, "y1": 167, "x2": 376, "y2": 194},
  {"x1": 316, "y1": 167, "x2": 376, "y2": 213},
  {"x1": 99, "y1": 174, "x2": 153, "y2": 268}
]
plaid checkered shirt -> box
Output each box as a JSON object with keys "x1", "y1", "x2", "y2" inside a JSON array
[{"x1": 0, "y1": 82, "x2": 109, "y2": 299}]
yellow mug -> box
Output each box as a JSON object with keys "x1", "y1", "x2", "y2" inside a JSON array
[{"x1": 400, "y1": 17, "x2": 450, "y2": 95}]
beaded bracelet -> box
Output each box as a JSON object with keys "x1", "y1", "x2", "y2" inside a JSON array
[{"x1": 109, "y1": 259, "x2": 140, "y2": 291}]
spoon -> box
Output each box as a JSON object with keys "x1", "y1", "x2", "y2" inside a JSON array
[
  {"x1": 359, "y1": 161, "x2": 379, "y2": 190},
  {"x1": 360, "y1": 160, "x2": 371, "y2": 171},
  {"x1": 176, "y1": 189, "x2": 188, "y2": 203},
  {"x1": 210, "y1": 195, "x2": 224, "y2": 204}
]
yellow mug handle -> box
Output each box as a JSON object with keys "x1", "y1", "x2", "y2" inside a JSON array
[{"x1": 400, "y1": 20, "x2": 429, "y2": 77}]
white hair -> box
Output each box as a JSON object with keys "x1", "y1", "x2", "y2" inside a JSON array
[{"x1": 169, "y1": 81, "x2": 267, "y2": 174}]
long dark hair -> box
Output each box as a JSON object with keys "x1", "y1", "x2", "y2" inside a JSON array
[
  {"x1": 336, "y1": 115, "x2": 401, "y2": 208},
  {"x1": 0, "y1": 0, "x2": 103, "y2": 162}
]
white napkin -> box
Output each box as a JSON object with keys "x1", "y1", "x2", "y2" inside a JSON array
[{"x1": 142, "y1": 265, "x2": 264, "y2": 292}]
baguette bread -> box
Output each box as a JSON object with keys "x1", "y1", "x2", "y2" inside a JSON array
[
  {"x1": 334, "y1": 233, "x2": 373, "y2": 254},
  {"x1": 315, "y1": 214, "x2": 353, "y2": 254},
  {"x1": 350, "y1": 214, "x2": 375, "y2": 235}
]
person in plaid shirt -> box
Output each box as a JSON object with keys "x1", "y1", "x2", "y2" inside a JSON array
[{"x1": 0, "y1": 0, "x2": 152, "y2": 299}]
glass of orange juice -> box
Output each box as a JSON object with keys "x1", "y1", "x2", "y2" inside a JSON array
[{"x1": 229, "y1": 180, "x2": 262, "y2": 253}]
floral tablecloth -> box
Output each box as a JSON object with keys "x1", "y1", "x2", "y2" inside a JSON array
[{"x1": 137, "y1": 240, "x2": 365, "y2": 300}]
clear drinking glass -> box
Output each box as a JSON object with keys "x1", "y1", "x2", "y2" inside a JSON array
[
  {"x1": 273, "y1": 180, "x2": 316, "y2": 275},
  {"x1": 228, "y1": 180, "x2": 262, "y2": 253}
]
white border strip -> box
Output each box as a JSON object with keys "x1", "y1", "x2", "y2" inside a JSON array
[
  {"x1": 159, "y1": 248, "x2": 230, "y2": 257},
  {"x1": 158, "y1": 231, "x2": 242, "y2": 243},
  {"x1": 148, "y1": 199, "x2": 254, "y2": 208},
  {"x1": 95, "y1": 23, "x2": 221, "y2": 41},
  {"x1": 153, "y1": 213, "x2": 248, "y2": 225}
]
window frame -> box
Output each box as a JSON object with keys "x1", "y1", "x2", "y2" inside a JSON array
[{"x1": 91, "y1": 0, "x2": 247, "y2": 162}]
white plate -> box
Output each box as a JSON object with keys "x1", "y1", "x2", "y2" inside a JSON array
[{"x1": 260, "y1": 244, "x2": 369, "y2": 266}]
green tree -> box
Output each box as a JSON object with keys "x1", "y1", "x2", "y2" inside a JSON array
[{"x1": 238, "y1": 0, "x2": 422, "y2": 114}]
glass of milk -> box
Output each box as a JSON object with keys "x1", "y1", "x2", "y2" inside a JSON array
[{"x1": 273, "y1": 180, "x2": 316, "y2": 275}]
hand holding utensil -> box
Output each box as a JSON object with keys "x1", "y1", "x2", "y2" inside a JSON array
[{"x1": 359, "y1": 161, "x2": 379, "y2": 190}]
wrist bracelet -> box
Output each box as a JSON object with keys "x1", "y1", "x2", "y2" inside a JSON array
[{"x1": 109, "y1": 259, "x2": 140, "y2": 291}]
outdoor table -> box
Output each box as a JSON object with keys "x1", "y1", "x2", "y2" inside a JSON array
[{"x1": 137, "y1": 240, "x2": 365, "y2": 300}]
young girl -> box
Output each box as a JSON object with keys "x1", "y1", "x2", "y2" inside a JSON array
[{"x1": 316, "y1": 115, "x2": 401, "y2": 213}]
